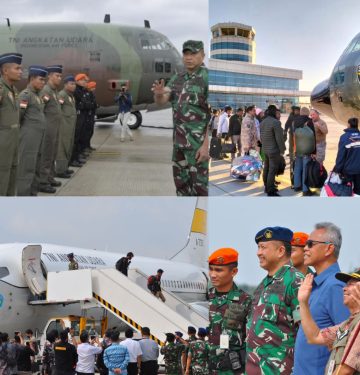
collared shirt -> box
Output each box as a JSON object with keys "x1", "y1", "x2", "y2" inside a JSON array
[
  {"x1": 104, "y1": 343, "x2": 129, "y2": 375},
  {"x1": 139, "y1": 338, "x2": 159, "y2": 362},
  {"x1": 120, "y1": 338, "x2": 142, "y2": 363},
  {"x1": 294, "y1": 262, "x2": 350, "y2": 375},
  {"x1": 75, "y1": 343, "x2": 102, "y2": 373},
  {"x1": 217, "y1": 112, "x2": 229, "y2": 135}
]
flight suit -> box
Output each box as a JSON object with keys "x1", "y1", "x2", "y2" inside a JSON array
[
  {"x1": 17, "y1": 85, "x2": 46, "y2": 196},
  {"x1": 208, "y1": 283, "x2": 252, "y2": 375},
  {"x1": 39, "y1": 83, "x2": 62, "y2": 185},
  {"x1": 245, "y1": 264, "x2": 304, "y2": 375},
  {"x1": 56, "y1": 89, "x2": 77, "y2": 174},
  {"x1": 166, "y1": 65, "x2": 210, "y2": 196},
  {"x1": 0, "y1": 77, "x2": 20, "y2": 196},
  {"x1": 84, "y1": 90, "x2": 97, "y2": 148},
  {"x1": 188, "y1": 339, "x2": 209, "y2": 375},
  {"x1": 160, "y1": 342, "x2": 185, "y2": 375}
]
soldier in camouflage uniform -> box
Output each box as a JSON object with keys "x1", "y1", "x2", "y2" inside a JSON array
[
  {"x1": 39, "y1": 64, "x2": 63, "y2": 193},
  {"x1": 17, "y1": 65, "x2": 48, "y2": 196},
  {"x1": 152, "y1": 40, "x2": 210, "y2": 196},
  {"x1": 160, "y1": 333, "x2": 185, "y2": 375},
  {"x1": 67, "y1": 253, "x2": 79, "y2": 270},
  {"x1": 184, "y1": 326, "x2": 198, "y2": 375},
  {"x1": 245, "y1": 227, "x2": 304, "y2": 375},
  {"x1": 0, "y1": 53, "x2": 23, "y2": 196},
  {"x1": 56, "y1": 75, "x2": 77, "y2": 178},
  {"x1": 186, "y1": 328, "x2": 209, "y2": 375},
  {"x1": 208, "y1": 248, "x2": 252, "y2": 375}
]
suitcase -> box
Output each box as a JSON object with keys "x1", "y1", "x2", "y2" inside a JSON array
[{"x1": 210, "y1": 137, "x2": 222, "y2": 159}]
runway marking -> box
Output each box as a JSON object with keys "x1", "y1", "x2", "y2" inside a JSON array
[{"x1": 92, "y1": 292, "x2": 164, "y2": 346}]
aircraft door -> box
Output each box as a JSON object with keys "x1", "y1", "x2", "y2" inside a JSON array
[{"x1": 22, "y1": 245, "x2": 47, "y2": 295}]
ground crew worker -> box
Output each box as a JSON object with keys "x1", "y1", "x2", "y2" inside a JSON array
[
  {"x1": 115, "y1": 252, "x2": 134, "y2": 276},
  {"x1": 246, "y1": 227, "x2": 304, "y2": 375},
  {"x1": 67, "y1": 253, "x2": 79, "y2": 270},
  {"x1": 115, "y1": 84, "x2": 134, "y2": 142},
  {"x1": 152, "y1": 40, "x2": 210, "y2": 196},
  {"x1": 147, "y1": 269, "x2": 166, "y2": 302},
  {"x1": 38, "y1": 64, "x2": 63, "y2": 193},
  {"x1": 85, "y1": 81, "x2": 97, "y2": 150},
  {"x1": 291, "y1": 232, "x2": 314, "y2": 275},
  {"x1": 56, "y1": 75, "x2": 77, "y2": 179},
  {"x1": 185, "y1": 328, "x2": 209, "y2": 375},
  {"x1": 298, "y1": 269, "x2": 360, "y2": 375},
  {"x1": 208, "y1": 248, "x2": 252, "y2": 375},
  {"x1": 160, "y1": 333, "x2": 185, "y2": 375},
  {"x1": 17, "y1": 65, "x2": 48, "y2": 196},
  {"x1": 54, "y1": 330, "x2": 78, "y2": 375},
  {"x1": 0, "y1": 52, "x2": 23, "y2": 196}
]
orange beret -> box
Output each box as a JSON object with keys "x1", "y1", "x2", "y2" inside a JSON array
[
  {"x1": 75, "y1": 73, "x2": 89, "y2": 82},
  {"x1": 208, "y1": 248, "x2": 238, "y2": 265},
  {"x1": 87, "y1": 81, "x2": 96, "y2": 89},
  {"x1": 291, "y1": 232, "x2": 309, "y2": 247}
]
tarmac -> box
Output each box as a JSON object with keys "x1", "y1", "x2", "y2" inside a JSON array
[
  {"x1": 40, "y1": 109, "x2": 176, "y2": 196},
  {"x1": 209, "y1": 114, "x2": 344, "y2": 196}
]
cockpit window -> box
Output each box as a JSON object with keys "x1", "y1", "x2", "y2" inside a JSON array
[
  {"x1": 140, "y1": 37, "x2": 171, "y2": 50},
  {"x1": 0, "y1": 267, "x2": 10, "y2": 279},
  {"x1": 352, "y1": 40, "x2": 360, "y2": 53}
]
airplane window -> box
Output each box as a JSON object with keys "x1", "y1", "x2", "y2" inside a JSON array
[
  {"x1": 165, "y1": 63, "x2": 171, "y2": 73},
  {"x1": 155, "y1": 62, "x2": 164, "y2": 73},
  {"x1": 0, "y1": 267, "x2": 9, "y2": 279},
  {"x1": 141, "y1": 40, "x2": 150, "y2": 49},
  {"x1": 352, "y1": 40, "x2": 360, "y2": 53}
]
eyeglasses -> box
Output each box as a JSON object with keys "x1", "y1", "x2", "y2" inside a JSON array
[{"x1": 305, "y1": 240, "x2": 333, "y2": 248}]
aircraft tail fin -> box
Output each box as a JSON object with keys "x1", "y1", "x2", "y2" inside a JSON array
[{"x1": 170, "y1": 198, "x2": 207, "y2": 268}]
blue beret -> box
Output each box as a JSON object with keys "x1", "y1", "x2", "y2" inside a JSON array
[
  {"x1": 198, "y1": 328, "x2": 207, "y2": 336},
  {"x1": 0, "y1": 53, "x2": 22, "y2": 66},
  {"x1": 175, "y1": 331, "x2": 183, "y2": 337},
  {"x1": 47, "y1": 65, "x2": 63, "y2": 74},
  {"x1": 255, "y1": 226, "x2": 293, "y2": 244},
  {"x1": 28, "y1": 65, "x2": 48, "y2": 78},
  {"x1": 64, "y1": 75, "x2": 75, "y2": 83}
]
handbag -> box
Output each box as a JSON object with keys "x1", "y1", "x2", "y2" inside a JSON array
[
  {"x1": 277, "y1": 155, "x2": 286, "y2": 176},
  {"x1": 321, "y1": 171, "x2": 353, "y2": 197},
  {"x1": 221, "y1": 143, "x2": 236, "y2": 154}
]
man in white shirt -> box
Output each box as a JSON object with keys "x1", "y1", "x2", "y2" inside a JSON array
[
  {"x1": 76, "y1": 331, "x2": 102, "y2": 375},
  {"x1": 120, "y1": 329, "x2": 142, "y2": 375}
]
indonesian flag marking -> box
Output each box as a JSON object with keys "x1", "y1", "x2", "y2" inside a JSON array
[{"x1": 20, "y1": 100, "x2": 28, "y2": 109}]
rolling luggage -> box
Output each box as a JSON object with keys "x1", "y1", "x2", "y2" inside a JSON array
[{"x1": 210, "y1": 137, "x2": 221, "y2": 159}]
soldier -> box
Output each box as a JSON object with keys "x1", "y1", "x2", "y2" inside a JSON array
[
  {"x1": 38, "y1": 64, "x2": 63, "y2": 193},
  {"x1": 183, "y1": 326, "x2": 197, "y2": 375},
  {"x1": 85, "y1": 81, "x2": 97, "y2": 151},
  {"x1": 67, "y1": 253, "x2": 79, "y2": 270},
  {"x1": 0, "y1": 52, "x2": 23, "y2": 196},
  {"x1": 241, "y1": 106, "x2": 257, "y2": 155},
  {"x1": 152, "y1": 40, "x2": 210, "y2": 196},
  {"x1": 56, "y1": 75, "x2": 77, "y2": 179},
  {"x1": 115, "y1": 84, "x2": 134, "y2": 142},
  {"x1": 208, "y1": 248, "x2": 252, "y2": 375},
  {"x1": 185, "y1": 327, "x2": 209, "y2": 375},
  {"x1": 160, "y1": 333, "x2": 185, "y2": 375},
  {"x1": 290, "y1": 232, "x2": 314, "y2": 276},
  {"x1": 17, "y1": 66, "x2": 48, "y2": 196},
  {"x1": 246, "y1": 227, "x2": 304, "y2": 375}
]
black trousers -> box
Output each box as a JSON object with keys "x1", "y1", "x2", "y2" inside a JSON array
[
  {"x1": 127, "y1": 363, "x2": 138, "y2": 375},
  {"x1": 263, "y1": 152, "x2": 281, "y2": 194},
  {"x1": 349, "y1": 174, "x2": 360, "y2": 195},
  {"x1": 140, "y1": 360, "x2": 158, "y2": 375}
]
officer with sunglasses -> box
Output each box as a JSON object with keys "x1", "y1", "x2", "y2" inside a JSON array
[{"x1": 293, "y1": 222, "x2": 351, "y2": 375}]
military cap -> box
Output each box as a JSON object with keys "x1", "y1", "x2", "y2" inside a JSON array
[
  {"x1": 165, "y1": 332, "x2": 175, "y2": 341},
  {"x1": 0, "y1": 53, "x2": 22, "y2": 66},
  {"x1": 75, "y1": 73, "x2": 88, "y2": 82},
  {"x1": 28, "y1": 65, "x2": 48, "y2": 78},
  {"x1": 208, "y1": 248, "x2": 238, "y2": 265},
  {"x1": 291, "y1": 232, "x2": 309, "y2": 247},
  {"x1": 182, "y1": 40, "x2": 204, "y2": 53},
  {"x1": 47, "y1": 65, "x2": 63, "y2": 74},
  {"x1": 175, "y1": 331, "x2": 183, "y2": 337},
  {"x1": 63, "y1": 75, "x2": 75, "y2": 83},
  {"x1": 67, "y1": 252, "x2": 74, "y2": 258},
  {"x1": 188, "y1": 326, "x2": 196, "y2": 334},
  {"x1": 336, "y1": 269, "x2": 360, "y2": 283},
  {"x1": 255, "y1": 226, "x2": 293, "y2": 244},
  {"x1": 198, "y1": 328, "x2": 207, "y2": 336}
]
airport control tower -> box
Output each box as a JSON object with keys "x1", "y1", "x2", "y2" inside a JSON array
[{"x1": 210, "y1": 22, "x2": 256, "y2": 63}]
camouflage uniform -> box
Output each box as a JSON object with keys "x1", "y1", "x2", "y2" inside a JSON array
[
  {"x1": 0, "y1": 77, "x2": 20, "y2": 196},
  {"x1": 166, "y1": 61, "x2": 209, "y2": 196},
  {"x1": 241, "y1": 114, "x2": 257, "y2": 153},
  {"x1": 208, "y1": 283, "x2": 252, "y2": 375},
  {"x1": 17, "y1": 85, "x2": 46, "y2": 196},
  {"x1": 186, "y1": 335, "x2": 198, "y2": 375},
  {"x1": 245, "y1": 263, "x2": 304, "y2": 375},
  {"x1": 160, "y1": 342, "x2": 185, "y2": 375},
  {"x1": 68, "y1": 260, "x2": 79, "y2": 270},
  {"x1": 188, "y1": 339, "x2": 209, "y2": 375}
]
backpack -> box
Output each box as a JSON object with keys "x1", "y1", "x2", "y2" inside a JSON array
[
  {"x1": 115, "y1": 258, "x2": 124, "y2": 272},
  {"x1": 305, "y1": 159, "x2": 328, "y2": 188},
  {"x1": 147, "y1": 275, "x2": 156, "y2": 286},
  {"x1": 295, "y1": 123, "x2": 315, "y2": 156}
]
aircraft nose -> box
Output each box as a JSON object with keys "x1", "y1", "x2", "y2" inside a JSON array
[{"x1": 311, "y1": 79, "x2": 335, "y2": 119}]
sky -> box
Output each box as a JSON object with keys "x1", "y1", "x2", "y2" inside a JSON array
[
  {"x1": 209, "y1": 198, "x2": 360, "y2": 285},
  {"x1": 0, "y1": 198, "x2": 196, "y2": 259},
  {"x1": 1, "y1": 0, "x2": 209, "y2": 55},
  {"x1": 209, "y1": 0, "x2": 360, "y2": 91}
]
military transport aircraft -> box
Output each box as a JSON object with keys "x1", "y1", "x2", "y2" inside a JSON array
[
  {"x1": 311, "y1": 32, "x2": 360, "y2": 125},
  {"x1": 0, "y1": 17, "x2": 183, "y2": 128}
]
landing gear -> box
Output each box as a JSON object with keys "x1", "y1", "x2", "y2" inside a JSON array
[{"x1": 128, "y1": 111, "x2": 142, "y2": 129}]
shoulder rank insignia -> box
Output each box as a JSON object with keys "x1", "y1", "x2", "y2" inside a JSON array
[
  {"x1": 42, "y1": 95, "x2": 50, "y2": 102},
  {"x1": 20, "y1": 100, "x2": 28, "y2": 109}
]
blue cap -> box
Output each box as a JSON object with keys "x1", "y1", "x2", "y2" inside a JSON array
[
  {"x1": 255, "y1": 226, "x2": 293, "y2": 244},
  {"x1": 64, "y1": 75, "x2": 75, "y2": 83},
  {"x1": 0, "y1": 53, "x2": 22, "y2": 66},
  {"x1": 198, "y1": 328, "x2": 207, "y2": 336},
  {"x1": 47, "y1": 65, "x2": 63, "y2": 74},
  {"x1": 28, "y1": 65, "x2": 48, "y2": 78}
]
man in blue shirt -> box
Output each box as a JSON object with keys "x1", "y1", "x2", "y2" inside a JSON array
[
  {"x1": 104, "y1": 331, "x2": 130, "y2": 375},
  {"x1": 293, "y1": 222, "x2": 350, "y2": 375},
  {"x1": 115, "y1": 84, "x2": 134, "y2": 142}
]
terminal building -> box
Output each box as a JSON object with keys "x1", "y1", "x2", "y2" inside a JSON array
[{"x1": 209, "y1": 22, "x2": 309, "y2": 112}]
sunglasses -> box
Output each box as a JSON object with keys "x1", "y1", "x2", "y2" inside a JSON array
[{"x1": 305, "y1": 240, "x2": 333, "y2": 248}]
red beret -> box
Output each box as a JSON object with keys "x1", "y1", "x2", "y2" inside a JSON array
[
  {"x1": 291, "y1": 232, "x2": 309, "y2": 247},
  {"x1": 208, "y1": 248, "x2": 238, "y2": 265}
]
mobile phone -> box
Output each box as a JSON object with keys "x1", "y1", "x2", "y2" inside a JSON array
[{"x1": 91, "y1": 335, "x2": 95, "y2": 340}]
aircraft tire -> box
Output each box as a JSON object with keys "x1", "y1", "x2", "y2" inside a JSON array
[{"x1": 128, "y1": 111, "x2": 142, "y2": 129}]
